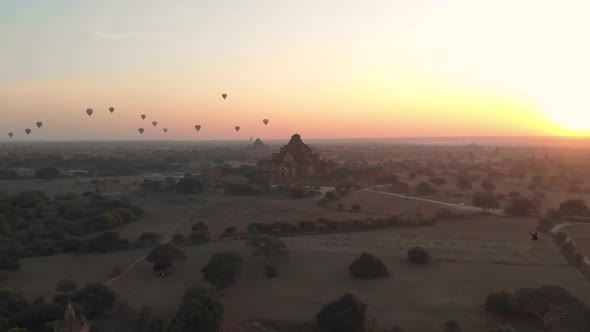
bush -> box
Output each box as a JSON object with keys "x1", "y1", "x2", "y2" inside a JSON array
[
  {"x1": 484, "y1": 292, "x2": 513, "y2": 315},
  {"x1": 34, "y1": 167, "x2": 62, "y2": 179},
  {"x1": 264, "y1": 264, "x2": 278, "y2": 278},
  {"x1": 0, "y1": 254, "x2": 21, "y2": 270},
  {"x1": 443, "y1": 320, "x2": 462, "y2": 332},
  {"x1": 415, "y1": 182, "x2": 436, "y2": 195},
  {"x1": 407, "y1": 247, "x2": 430, "y2": 265},
  {"x1": 71, "y1": 282, "x2": 117, "y2": 317},
  {"x1": 201, "y1": 252, "x2": 243, "y2": 289},
  {"x1": 489, "y1": 325, "x2": 519, "y2": 332},
  {"x1": 351, "y1": 204, "x2": 362, "y2": 213},
  {"x1": 390, "y1": 182, "x2": 410, "y2": 194},
  {"x1": 349, "y1": 252, "x2": 389, "y2": 279},
  {"x1": 176, "y1": 286, "x2": 224, "y2": 332},
  {"x1": 558, "y1": 199, "x2": 589, "y2": 217},
  {"x1": 316, "y1": 293, "x2": 376, "y2": 332}
]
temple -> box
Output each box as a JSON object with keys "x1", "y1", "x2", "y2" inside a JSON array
[
  {"x1": 257, "y1": 134, "x2": 336, "y2": 184},
  {"x1": 54, "y1": 302, "x2": 91, "y2": 332}
]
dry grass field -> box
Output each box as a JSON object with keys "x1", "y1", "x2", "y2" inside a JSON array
[{"x1": 2, "y1": 215, "x2": 588, "y2": 332}]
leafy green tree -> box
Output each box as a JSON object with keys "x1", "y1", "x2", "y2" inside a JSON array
[
  {"x1": 147, "y1": 244, "x2": 186, "y2": 276},
  {"x1": 201, "y1": 253, "x2": 242, "y2": 289},
  {"x1": 176, "y1": 286, "x2": 224, "y2": 332}
]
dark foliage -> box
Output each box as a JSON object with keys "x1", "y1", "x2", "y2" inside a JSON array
[
  {"x1": 201, "y1": 252, "x2": 243, "y2": 289},
  {"x1": 407, "y1": 247, "x2": 430, "y2": 265},
  {"x1": 349, "y1": 252, "x2": 389, "y2": 279},
  {"x1": 176, "y1": 286, "x2": 224, "y2": 332},
  {"x1": 316, "y1": 293, "x2": 376, "y2": 332}
]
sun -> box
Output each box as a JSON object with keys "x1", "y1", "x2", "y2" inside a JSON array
[{"x1": 542, "y1": 94, "x2": 590, "y2": 134}]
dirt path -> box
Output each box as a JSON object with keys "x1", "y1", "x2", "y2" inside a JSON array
[
  {"x1": 550, "y1": 222, "x2": 590, "y2": 267},
  {"x1": 105, "y1": 195, "x2": 220, "y2": 285},
  {"x1": 362, "y1": 188, "x2": 502, "y2": 214}
]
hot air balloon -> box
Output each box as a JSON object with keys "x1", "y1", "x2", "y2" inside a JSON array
[
  {"x1": 234, "y1": 126, "x2": 240, "y2": 132},
  {"x1": 152, "y1": 121, "x2": 158, "y2": 127},
  {"x1": 109, "y1": 107, "x2": 115, "y2": 113},
  {"x1": 138, "y1": 128, "x2": 144, "y2": 134},
  {"x1": 86, "y1": 108, "x2": 94, "y2": 116},
  {"x1": 141, "y1": 114, "x2": 146, "y2": 120},
  {"x1": 222, "y1": 93, "x2": 227, "y2": 100},
  {"x1": 8, "y1": 132, "x2": 13, "y2": 138},
  {"x1": 36, "y1": 122, "x2": 43, "y2": 128},
  {"x1": 195, "y1": 125, "x2": 201, "y2": 132},
  {"x1": 163, "y1": 128, "x2": 168, "y2": 133},
  {"x1": 263, "y1": 119, "x2": 269, "y2": 126},
  {"x1": 25, "y1": 129, "x2": 32, "y2": 135}
]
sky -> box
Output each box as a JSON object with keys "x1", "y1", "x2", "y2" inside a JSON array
[{"x1": 1, "y1": 0, "x2": 590, "y2": 141}]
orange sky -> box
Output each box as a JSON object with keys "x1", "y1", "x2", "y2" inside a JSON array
[{"x1": 2, "y1": 1, "x2": 590, "y2": 140}]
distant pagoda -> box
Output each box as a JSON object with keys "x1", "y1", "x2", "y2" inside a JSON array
[{"x1": 257, "y1": 134, "x2": 335, "y2": 183}]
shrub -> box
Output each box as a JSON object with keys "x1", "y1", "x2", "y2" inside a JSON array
[
  {"x1": 351, "y1": 204, "x2": 362, "y2": 213},
  {"x1": 407, "y1": 247, "x2": 430, "y2": 265},
  {"x1": 415, "y1": 182, "x2": 436, "y2": 195},
  {"x1": 489, "y1": 325, "x2": 519, "y2": 332},
  {"x1": 443, "y1": 320, "x2": 462, "y2": 332},
  {"x1": 264, "y1": 264, "x2": 278, "y2": 278},
  {"x1": 558, "y1": 199, "x2": 590, "y2": 217},
  {"x1": 349, "y1": 252, "x2": 389, "y2": 279},
  {"x1": 484, "y1": 292, "x2": 513, "y2": 315},
  {"x1": 0, "y1": 254, "x2": 21, "y2": 270},
  {"x1": 316, "y1": 293, "x2": 376, "y2": 332},
  {"x1": 176, "y1": 286, "x2": 224, "y2": 332},
  {"x1": 221, "y1": 226, "x2": 237, "y2": 237},
  {"x1": 201, "y1": 252, "x2": 243, "y2": 289}
]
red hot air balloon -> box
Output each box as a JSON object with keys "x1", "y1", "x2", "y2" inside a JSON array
[
  {"x1": 163, "y1": 128, "x2": 168, "y2": 133},
  {"x1": 109, "y1": 107, "x2": 115, "y2": 113},
  {"x1": 86, "y1": 108, "x2": 93, "y2": 116},
  {"x1": 25, "y1": 129, "x2": 32, "y2": 135},
  {"x1": 263, "y1": 119, "x2": 269, "y2": 126},
  {"x1": 8, "y1": 132, "x2": 14, "y2": 138},
  {"x1": 138, "y1": 128, "x2": 144, "y2": 134},
  {"x1": 195, "y1": 125, "x2": 201, "y2": 132},
  {"x1": 36, "y1": 122, "x2": 43, "y2": 128},
  {"x1": 152, "y1": 121, "x2": 158, "y2": 127},
  {"x1": 141, "y1": 114, "x2": 146, "y2": 120},
  {"x1": 234, "y1": 126, "x2": 240, "y2": 132},
  {"x1": 222, "y1": 93, "x2": 227, "y2": 99}
]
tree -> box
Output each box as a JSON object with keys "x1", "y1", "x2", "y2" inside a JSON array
[
  {"x1": 481, "y1": 180, "x2": 496, "y2": 192},
  {"x1": 247, "y1": 235, "x2": 288, "y2": 265},
  {"x1": 34, "y1": 167, "x2": 62, "y2": 179},
  {"x1": 484, "y1": 292, "x2": 513, "y2": 315},
  {"x1": 456, "y1": 178, "x2": 472, "y2": 191},
  {"x1": 349, "y1": 253, "x2": 389, "y2": 279},
  {"x1": 472, "y1": 192, "x2": 500, "y2": 211},
  {"x1": 390, "y1": 182, "x2": 410, "y2": 194},
  {"x1": 416, "y1": 182, "x2": 436, "y2": 195},
  {"x1": 430, "y1": 177, "x2": 447, "y2": 186},
  {"x1": 221, "y1": 226, "x2": 237, "y2": 237},
  {"x1": 504, "y1": 198, "x2": 537, "y2": 217},
  {"x1": 316, "y1": 293, "x2": 376, "y2": 332},
  {"x1": 176, "y1": 176, "x2": 204, "y2": 194},
  {"x1": 351, "y1": 204, "x2": 362, "y2": 212},
  {"x1": 558, "y1": 199, "x2": 589, "y2": 217},
  {"x1": 71, "y1": 282, "x2": 117, "y2": 317},
  {"x1": 407, "y1": 247, "x2": 430, "y2": 265},
  {"x1": 442, "y1": 320, "x2": 462, "y2": 332},
  {"x1": 201, "y1": 252, "x2": 242, "y2": 289},
  {"x1": 11, "y1": 303, "x2": 63, "y2": 331},
  {"x1": 146, "y1": 244, "x2": 186, "y2": 276},
  {"x1": 176, "y1": 286, "x2": 224, "y2": 332},
  {"x1": 191, "y1": 222, "x2": 208, "y2": 232},
  {"x1": 489, "y1": 326, "x2": 519, "y2": 332},
  {"x1": 55, "y1": 280, "x2": 77, "y2": 297},
  {"x1": 0, "y1": 254, "x2": 20, "y2": 271}
]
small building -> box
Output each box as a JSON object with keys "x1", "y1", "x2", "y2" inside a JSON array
[{"x1": 257, "y1": 134, "x2": 336, "y2": 184}]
